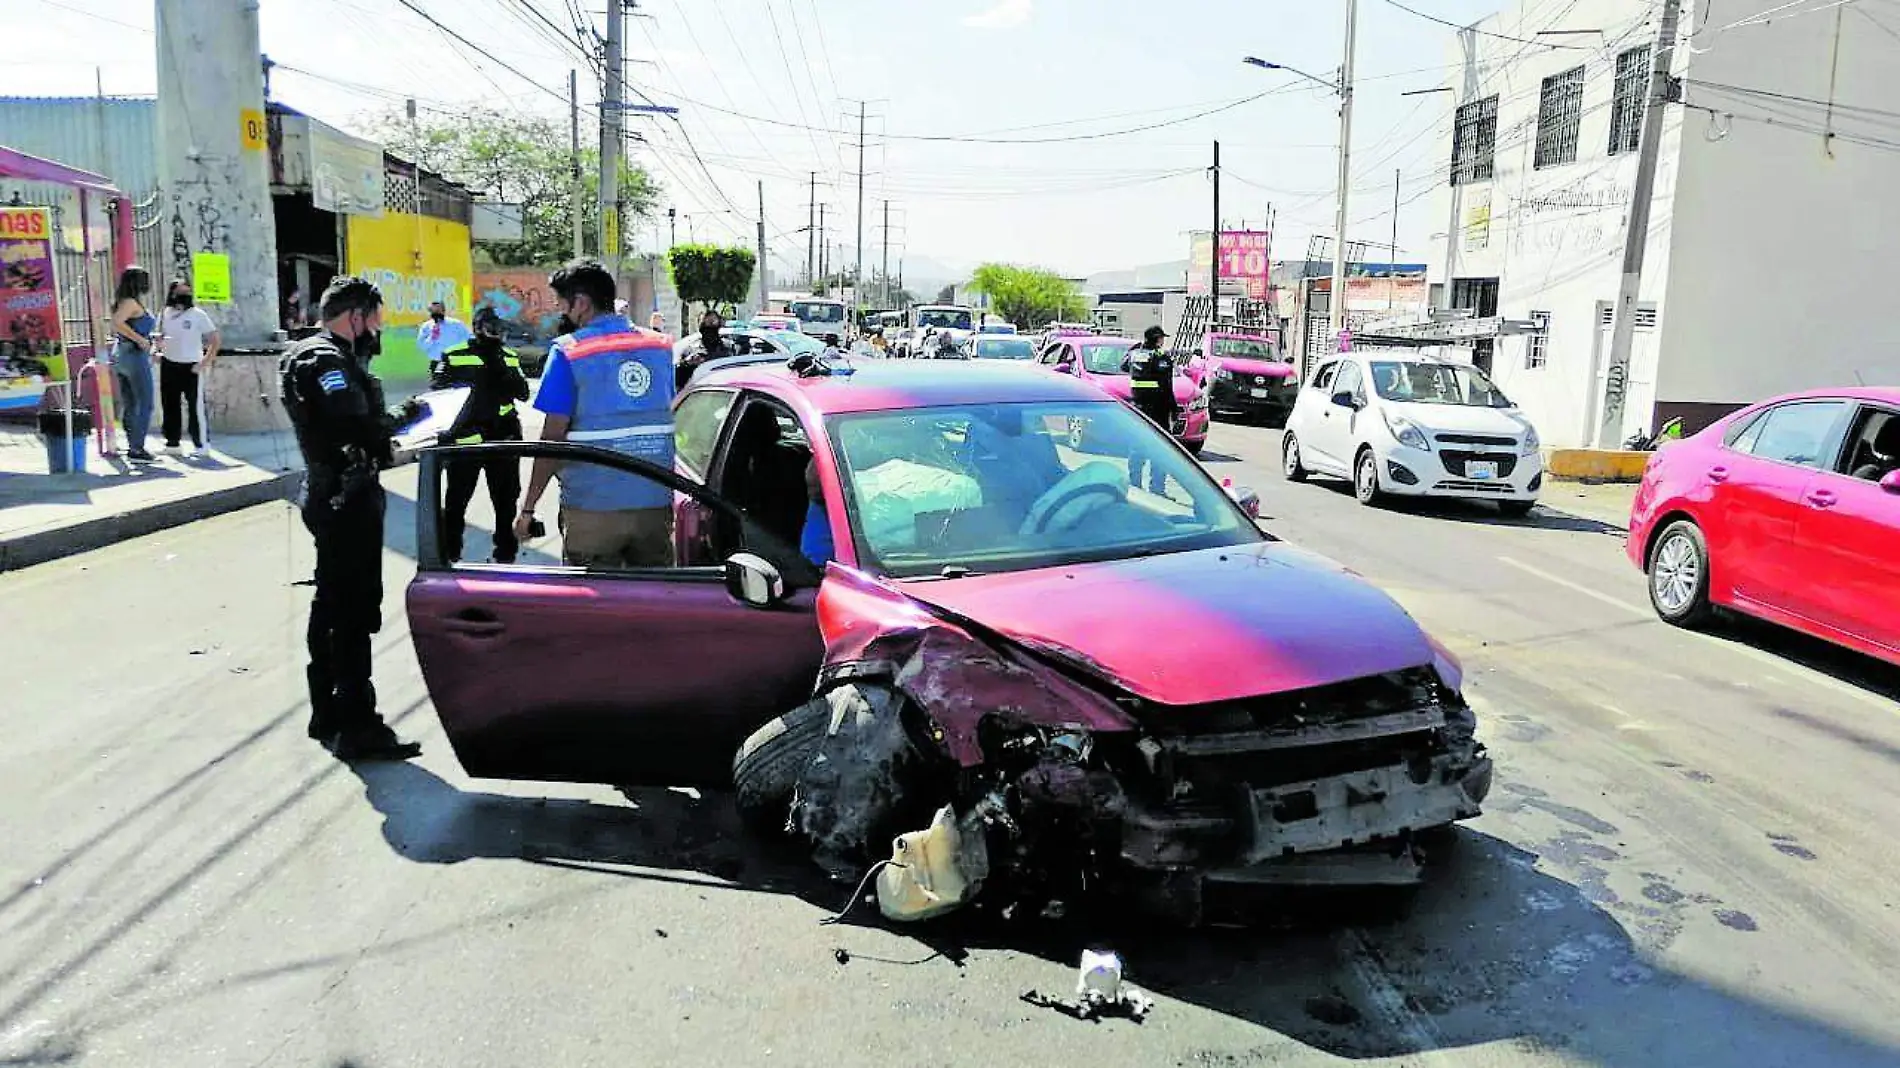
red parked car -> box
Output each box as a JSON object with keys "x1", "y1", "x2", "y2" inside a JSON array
[
  {"x1": 1032, "y1": 334, "x2": 1212, "y2": 454},
  {"x1": 1629, "y1": 388, "x2": 1900, "y2": 663},
  {"x1": 406, "y1": 358, "x2": 1491, "y2": 920}
]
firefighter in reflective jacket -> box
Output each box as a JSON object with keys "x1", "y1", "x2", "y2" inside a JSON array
[
  {"x1": 431, "y1": 306, "x2": 531, "y2": 563},
  {"x1": 1123, "y1": 325, "x2": 1178, "y2": 493},
  {"x1": 280, "y1": 276, "x2": 421, "y2": 763}
]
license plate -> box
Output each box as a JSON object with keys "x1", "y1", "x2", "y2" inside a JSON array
[
  {"x1": 1466, "y1": 460, "x2": 1498, "y2": 480},
  {"x1": 1249, "y1": 387, "x2": 1269, "y2": 398}
]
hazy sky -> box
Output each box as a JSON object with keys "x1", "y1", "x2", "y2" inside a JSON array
[{"x1": 3, "y1": 0, "x2": 1511, "y2": 279}]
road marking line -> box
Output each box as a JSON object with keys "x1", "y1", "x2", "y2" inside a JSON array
[
  {"x1": 1497, "y1": 557, "x2": 1899, "y2": 719},
  {"x1": 1496, "y1": 555, "x2": 1650, "y2": 616},
  {"x1": 1339, "y1": 929, "x2": 1452, "y2": 1061}
]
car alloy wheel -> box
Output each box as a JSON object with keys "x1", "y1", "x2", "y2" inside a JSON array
[
  {"x1": 1652, "y1": 530, "x2": 1700, "y2": 614},
  {"x1": 1283, "y1": 434, "x2": 1308, "y2": 481},
  {"x1": 1355, "y1": 450, "x2": 1383, "y2": 505}
]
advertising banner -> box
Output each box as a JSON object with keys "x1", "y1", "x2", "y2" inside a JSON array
[
  {"x1": 1217, "y1": 230, "x2": 1272, "y2": 299},
  {"x1": 1186, "y1": 230, "x2": 1213, "y2": 296},
  {"x1": 0, "y1": 207, "x2": 62, "y2": 358},
  {"x1": 310, "y1": 121, "x2": 386, "y2": 217}
]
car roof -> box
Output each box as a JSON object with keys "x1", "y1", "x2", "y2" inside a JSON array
[
  {"x1": 1049, "y1": 334, "x2": 1133, "y2": 346},
  {"x1": 693, "y1": 356, "x2": 1112, "y2": 414},
  {"x1": 1747, "y1": 386, "x2": 1900, "y2": 405}
]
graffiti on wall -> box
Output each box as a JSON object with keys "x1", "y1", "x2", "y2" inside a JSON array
[
  {"x1": 363, "y1": 269, "x2": 461, "y2": 317},
  {"x1": 475, "y1": 269, "x2": 565, "y2": 343}
]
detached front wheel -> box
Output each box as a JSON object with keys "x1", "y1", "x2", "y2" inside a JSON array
[{"x1": 732, "y1": 697, "x2": 830, "y2": 836}]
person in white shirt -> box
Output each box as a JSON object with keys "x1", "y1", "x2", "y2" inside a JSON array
[
  {"x1": 155, "y1": 279, "x2": 220, "y2": 451},
  {"x1": 416, "y1": 301, "x2": 471, "y2": 364}
]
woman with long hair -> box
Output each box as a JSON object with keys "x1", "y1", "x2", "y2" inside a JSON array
[{"x1": 110, "y1": 265, "x2": 157, "y2": 461}]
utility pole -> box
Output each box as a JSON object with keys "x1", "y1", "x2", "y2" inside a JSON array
[
  {"x1": 806, "y1": 171, "x2": 816, "y2": 289},
  {"x1": 1389, "y1": 168, "x2": 1399, "y2": 311},
  {"x1": 1598, "y1": 0, "x2": 1682, "y2": 447},
  {"x1": 881, "y1": 199, "x2": 891, "y2": 308},
  {"x1": 1212, "y1": 140, "x2": 1221, "y2": 303},
  {"x1": 818, "y1": 204, "x2": 827, "y2": 294},
  {"x1": 1331, "y1": 0, "x2": 1359, "y2": 342},
  {"x1": 854, "y1": 100, "x2": 866, "y2": 314},
  {"x1": 756, "y1": 180, "x2": 768, "y2": 314},
  {"x1": 600, "y1": 0, "x2": 625, "y2": 278},
  {"x1": 569, "y1": 69, "x2": 583, "y2": 259}
]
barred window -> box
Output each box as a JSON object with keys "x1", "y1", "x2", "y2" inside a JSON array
[
  {"x1": 1609, "y1": 46, "x2": 1651, "y2": 156},
  {"x1": 1534, "y1": 66, "x2": 1585, "y2": 169},
  {"x1": 1526, "y1": 310, "x2": 1550, "y2": 369},
  {"x1": 1451, "y1": 95, "x2": 1499, "y2": 185}
]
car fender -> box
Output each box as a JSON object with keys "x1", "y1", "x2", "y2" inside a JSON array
[{"x1": 813, "y1": 566, "x2": 1139, "y2": 766}]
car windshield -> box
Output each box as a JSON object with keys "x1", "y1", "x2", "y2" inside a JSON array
[
  {"x1": 918, "y1": 308, "x2": 975, "y2": 331},
  {"x1": 1213, "y1": 338, "x2": 1276, "y2": 360},
  {"x1": 828, "y1": 401, "x2": 1260, "y2": 578},
  {"x1": 790, "y1": 301, "x2": 845, "y2": 324},
  {"x1": 1081, "y1": 343, "x2": 1134, "y2": 374},
  {"x1": 974, "y1": 338, "x2": 1035, "y2": 359},
  {"x1": 763, "y1": 330, "x2": 823, "y2": 355},
  {"x1": 1369, "y1": 360, "x2": 1514, "y2": 407}
]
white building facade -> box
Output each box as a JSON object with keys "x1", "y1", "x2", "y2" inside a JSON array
[{"x1": 1426, "y1": 0, "x2": 1900, "y2": 447}]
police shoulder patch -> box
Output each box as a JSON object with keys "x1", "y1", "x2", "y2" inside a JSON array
[{"x1": 318, "y1": 369, "x2": 348, "y2": 394}]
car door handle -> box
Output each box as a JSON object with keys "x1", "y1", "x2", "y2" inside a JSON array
[
  {"x1": 1706, "y1": 465, "x2": 1729, "y2": 483},
  {"x1": 444, "y1": 609, "x2": 506, "y2": 637},
  {"x1": 1805, "y1": 489, "x2": 1838, "y2": 508}
]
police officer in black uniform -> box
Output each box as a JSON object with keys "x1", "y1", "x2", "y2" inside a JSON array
[
  {"x1": 431, "y1": 307, "x2": 531, "y2": 564},
  {"x1": 1124, "y1": 325, "x2": 1179, "y2": 493},
  {"x1": 281, "y1": 277, "x2": 421, "y2": 762}
]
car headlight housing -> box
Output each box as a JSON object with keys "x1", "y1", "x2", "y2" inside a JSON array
[
  {"x1": 1382, "y1": 410, "x2": 1432, "y2": 451},
  {"x1": 1519, "y1": 426, "x2": 1541, "y2": 456}
]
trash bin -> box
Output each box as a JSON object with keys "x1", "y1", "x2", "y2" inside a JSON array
[{"x1": 38, "y1": 409, "x2": 94, "y2": 474}]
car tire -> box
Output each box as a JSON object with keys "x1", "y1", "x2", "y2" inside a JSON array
[
  {"x1": 1354, "y1": 448, "x2": 1386, "y2": 506},
  {"x1": 1647, "y1": 519, "x2": 1714, "y2": 628},
  {"x1": 1282, "y1": 433, "x2": 1308, "y2": 482},
  {"x1": 1497, "y1": 499, "x2": 1536, "y2": 518},
  {"x1": 732, "y1": 696, "x2": 830, "y2": 836}
]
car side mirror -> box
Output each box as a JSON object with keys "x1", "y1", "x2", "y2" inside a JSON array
[
  {"x1": 1053, "y1": 360, "x2": 1075, "y2": 374},
  {"x1": 724, "y1": 552, "x2": 786, "y2": 608},
  {"x1": 1882, "y1": 470, "x2": 1900, "y2": 494},
  {"x1": 1331, "y1": 390, "x2": 1359, "y2": 409}
]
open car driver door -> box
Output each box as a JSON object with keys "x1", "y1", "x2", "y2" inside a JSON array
[{"x1": 405, "y1": 441, "x2": 824, "y2": 787}]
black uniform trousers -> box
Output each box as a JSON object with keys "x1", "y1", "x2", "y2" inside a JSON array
[
  {"x1": 1130, "y1": 399, "x2": 1177, "y2": 494},
  {"x1": 443, "y1": 447, "x2": 523, "y2": 563},
  {"x1": 302, "y1": 485, "x2": 386, "y2": 740}
]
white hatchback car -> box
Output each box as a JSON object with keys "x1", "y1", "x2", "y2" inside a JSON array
[{"x1": 1281, "y1": 354, "x2": 1543, "y2": 515}]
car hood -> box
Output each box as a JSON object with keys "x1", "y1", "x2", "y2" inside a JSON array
[
  {"x1": 1385, "y1": 400, "x2": 1533, "y2": 436},
  {"x1": 1090, "y1": 373, "x2": 1200, "y2": 405},
  {"x1": 1217, "y1": 357, "x2": 1296, "y2": 380},
  {"x1": 902, "y1": 542, "x2": 1436, "y2": 707}
]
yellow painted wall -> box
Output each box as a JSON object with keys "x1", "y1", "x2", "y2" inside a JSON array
[{"x1": 344, "y1": 212, "x2": 474, "y2": 378}]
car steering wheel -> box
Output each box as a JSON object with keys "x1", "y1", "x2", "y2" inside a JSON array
[{"x1": 1025, "y1": 481, "x2": 1125, "y2": 535}]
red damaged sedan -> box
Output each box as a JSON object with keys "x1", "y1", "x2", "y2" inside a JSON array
[{"x1": 406, "y1": 358, "x2": 1492, "y2": 922}]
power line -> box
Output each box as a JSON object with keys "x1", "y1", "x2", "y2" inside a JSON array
[
  {"x1": 1376, "y1": 0, "x2": 1591, "y2": 49},
  {"x1": 1686, "y1": 79, "x2": 1900, "y2": 125}
]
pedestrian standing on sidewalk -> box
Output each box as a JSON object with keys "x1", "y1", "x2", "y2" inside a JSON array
[
  {"x1": 431, "y1": 307, "x2": 530, "y2": 563},
  {"x1": 155, "y1": 279, "x2": 220, "y2": 453},
  {"x1": 109, "y1": 266, "x2": 157, "y2": 462},
  {"x1": 416, "y1": 301, "x2": 471, "y2": 366},
  {"x1": 514, "y1": 259, "x2": 677, "y2": 567},
  {"x1": 281, "y1": 276, "x2": 422, "y2": 763}
]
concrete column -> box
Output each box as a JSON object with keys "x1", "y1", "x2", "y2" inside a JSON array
[{"x1": 156, "y1": 0, "x2": 282, "y2": 433}]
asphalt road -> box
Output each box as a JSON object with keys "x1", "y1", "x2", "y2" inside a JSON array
[{"x1": 4, "y1": 420, "x2": 1898, "y2": 1067}]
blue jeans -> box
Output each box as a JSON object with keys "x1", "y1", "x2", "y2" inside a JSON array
[{"x1": 114, "y1": 343, "x2": 154, "y2": 453}]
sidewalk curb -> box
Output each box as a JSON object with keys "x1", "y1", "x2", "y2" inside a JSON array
[{"x1": 0, "y1": 469, "x2": 301, "y2": 573}]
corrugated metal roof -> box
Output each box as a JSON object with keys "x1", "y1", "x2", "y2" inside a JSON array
[{"x1": 0, "y1": 97, "x2": 158, "y2": 194}]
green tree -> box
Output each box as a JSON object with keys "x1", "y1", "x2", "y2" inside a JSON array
[
  {"x1": 667, "y1": 244, "x2": 756, "y2": 314},
  {"x1": 371, "y1": 107, "x2": 659, "y2": 266},
  {"x1": 967, "y1": 263, "x2": 1088, "y2": 329}
]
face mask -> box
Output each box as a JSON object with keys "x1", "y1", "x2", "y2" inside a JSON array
[
  {"x1": 353, "y1": 323, "x2": 382, "y2": 363},
  {"x1": 430, "y1": 311, "x2": 445, "y2": 323},
  {"x1": 556, "y1": 314, "x2": 578, "y2": 336},
  {"x1": 170, "y1": 294, "x2": 194, "y2": 309}
]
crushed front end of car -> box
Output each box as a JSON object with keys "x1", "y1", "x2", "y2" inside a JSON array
[{"x1": 773, "y1": 568, "x2": 1493, "y2": 926}]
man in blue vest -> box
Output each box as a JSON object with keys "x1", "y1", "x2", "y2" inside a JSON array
[{"x1": 514, "y1": 260, "x2": 676, "y2": 567}]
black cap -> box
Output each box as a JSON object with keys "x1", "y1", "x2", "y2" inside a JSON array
[
  {"x1": 1143, "y1": 325, "x2": 1168, "y2": 343},
  {"x1": 473, "y1": 306, "x2": 503, "y2": 334}
]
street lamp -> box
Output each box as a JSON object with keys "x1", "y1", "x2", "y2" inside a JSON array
[{"x1": 1243, "y1": 7, "x2": 1359, "y2": 344}]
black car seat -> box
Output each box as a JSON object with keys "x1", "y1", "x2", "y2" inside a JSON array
[{"x1": 1851, "y1": 416, "x2": 1900, "y2": 481}]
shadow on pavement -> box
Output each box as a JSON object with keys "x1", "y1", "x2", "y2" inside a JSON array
[
  {"x1": 345, "y1": 761, "x2": 1898, "y2": 1066},
  {"x1": 1707, "y1": 614, "x2": 1900, "y2": 705}
]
